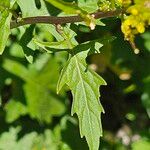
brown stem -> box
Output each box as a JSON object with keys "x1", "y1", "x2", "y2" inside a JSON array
[{"x1": 10, "y1": 9, "x2": 124, "y2": 29}]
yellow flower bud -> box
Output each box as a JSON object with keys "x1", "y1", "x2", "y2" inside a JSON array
[
  {"x1": 131, "y1": 8, "x2": 138, "y2": 15},
  {"x1": 136, "y1": 23, "x2": 145, "y2": 33}
]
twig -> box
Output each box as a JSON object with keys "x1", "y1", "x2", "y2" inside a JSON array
[{"x1": 10, "y1": 9, "x2": 124, "y2": 29}]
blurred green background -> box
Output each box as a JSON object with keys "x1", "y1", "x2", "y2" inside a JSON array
[{"x1": 0, "y1": 0, "x2": 150, "y2": 150}]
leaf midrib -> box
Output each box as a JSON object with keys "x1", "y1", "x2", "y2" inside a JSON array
[{"x1": 75, "y1": 55, "x2": 94, "y2": 149}]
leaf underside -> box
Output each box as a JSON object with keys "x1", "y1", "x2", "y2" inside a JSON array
[{"x1": 57, "y1": 50, "x2": 106, "y2": 150}]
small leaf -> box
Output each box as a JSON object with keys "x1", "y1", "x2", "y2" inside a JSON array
[
  {"x1": 0, "y1": 12, "x2": 11, "y2": 54},
  {"x1": 0, "y1": 0, "x2": 16, "y2": 54},
  {"x1": 45, "y1": 0, "x2": 85, "y2": 14},
  {"x1": 78, "y1": 0, "x2": 99, "y2": 13},
  {"x1": 57, "y1": 50, "x2": 106, "y2": 150},
  {"x1": 33, "y1": 38, "x2": 69, "y2": 53}
]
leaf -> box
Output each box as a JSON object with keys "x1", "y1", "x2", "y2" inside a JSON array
[
  {"x1": 16, "y1": 0, "x2": 49, "y2": 61},
  {"x1": 0, "y1": 0, "x2": 16, "y2": 54},
  {"x1": 33, "y1": 38, "x2": 69, "y2": 53},
  {"x1": 33, "y1": 24, "x2": 78, "y2": 53},
  {"x1": 57, "y1": 50, "x2": 106, "y2": 150},
  {"x1": 132, "y1": 138, "x2": 150, "y2": 150},
  {"x1": 3, "y1": 59, "x2": 30, "y2": 81},
  {"x1": 24, "y1": 81, "x2": 65, "y2": 123},
  {"x1": 3, "y1": 54, "x2": 66, "y2": 123},
  {"x1": 0, "y1": 127, "x2": 21, "y2": 150},
  {"x1": 15, "y1": 133, "x2": 37, "y2": 150},
  {"x1": 78, "y1": 0, "x2": 99, "y2": 13},
  {"x1": 17, "y1": 0, "x2": 48, "y2": 17},
  {"x1": 0, "y1": 126, "x2": 71, "y2": 150},
  {"x1": 4, "y1": 100, "x2": 27, "y2": 123},
  {"x1": 45, "y1": 0, "x2": 85, "y2": 14},
  {"x1": 73, "y1": 36, "x2": 116, "y2": 54},
  {"x1": 0, "y1": 127, "x2": 37, "y2": 150},
  {"x1": 0, "y1": 11, "x2": 11, "y2": 54}
]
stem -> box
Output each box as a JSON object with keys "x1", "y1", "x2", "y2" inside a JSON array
[{"x1": 10, "y1": 9, "x2": 124, "y2": 29}]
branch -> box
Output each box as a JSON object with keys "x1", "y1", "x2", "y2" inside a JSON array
[{"x1": 10, "y1": 9, "x2": 124, "y2": 29}]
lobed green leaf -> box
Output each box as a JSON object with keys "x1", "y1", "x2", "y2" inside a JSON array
[{"x1": 57, "y1": 50, "x2": 106, "y2": 150}]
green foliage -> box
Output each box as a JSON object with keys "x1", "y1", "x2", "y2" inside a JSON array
[
  {"x1": 0, "y1": 126, "x2": 69, "y2": 150},
  {"x1": 0, "y1": 0, "x2": 10, "y2": 12},
  {"x1": 3, "y1": 54, "x2": 66, "y2": 123},
  {"x1": 0, "y1": 0, "x2": 17, "y2": 54},
  {"x1": 57, "y1": 50, "x2": 106, "y2": 150},
  {"x1": 0, "y1": 13, "x2": 11, "y2": 54},
  {"x1": 0, "y1": 127, "x2": 36, "y2": 150},
  {"x1": 0, "y1": 0, "x2": 150, "y2": 150},
  {"x1": 46, "y1": 0, "x2": 84, "y2": 14},
  {"x1": 78, "y1": 0, "x2": 99, "y2": 13},
  {"x1": 132, "y1": 138, "x2": 150, "y2": 150},
  {"x1": 17, "y1": 0, "x2": 48, "y2": 17},
  {"x1": 4, "y1": 100, "x2": 27, "y2": 123},
  {"x1": 0, "y1": 0, "x2": 10, "y2": 54}
]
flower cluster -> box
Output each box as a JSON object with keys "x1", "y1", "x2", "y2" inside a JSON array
[{"x1": 121, "y1": 0, "x2": 150, "y2": 50}]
